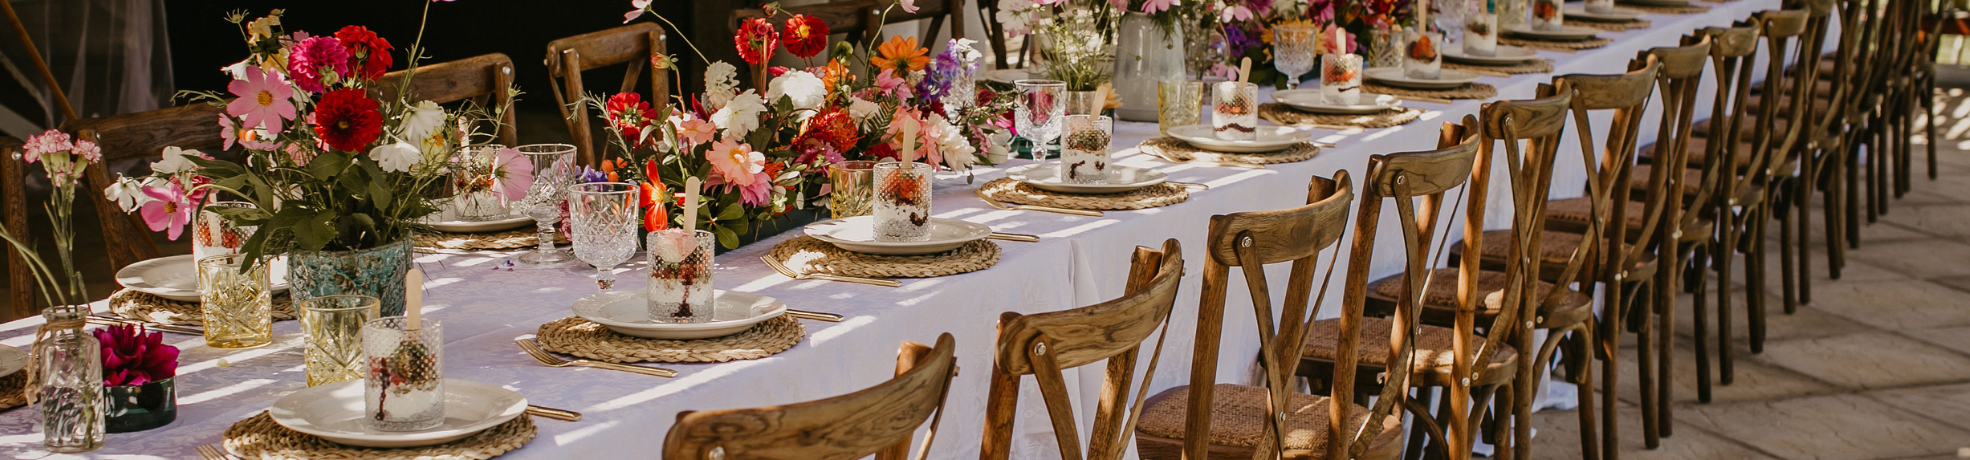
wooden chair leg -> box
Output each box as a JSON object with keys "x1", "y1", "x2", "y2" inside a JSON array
[
  {"x1": 1796, "y1": 171, "x2": 1813, "y2": 306},
  {"x1": 1636, "y1": 279, "x2": 1660, "y2": 449},
  {"x1": 1656, "y1": 244, "x2": 1677, "y2": 437},
  {"x1": 1516, "y1": 330, "x2": 1536, "y2": 460},
  {"x1": 1404, "y1": 388, "x2": 1436, "y2": 460},
  {"x1": 1715, "y1": 215, "x2": 1737, "y2": 386},
  {"x1": 1780, "y1": 180, "x2": 1800, "y2": 314},
  {"x1": 1690, "y1": 242, "x2": 1714, "y2": 403},
  {"x1": 1927, "y1": 86, "x2": 1940, "y2": 181},
  {"x1": 1845, "y1": 133, "x2": 1862, "y2": 249},
  {"x1": 1573, "y1": 328, "x2": 1600, "y2": 460},
  {"x1": 1748, "y1": 205, "x2": 1769, "y2": 354}
]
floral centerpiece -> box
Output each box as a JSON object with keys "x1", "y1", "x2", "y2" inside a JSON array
[
  {"x1": 1211, "y1": 0, "x2": 1408, "y2": 87},
  {"x1": 96, "y1": 324, "x2": 180, "y2": 433},
  {"x1": 109, "y1": 6, "x2": 510, "y2": 315},
  {"x1": 605, "y1": 1, "x2": 1016, "y2": 249}
]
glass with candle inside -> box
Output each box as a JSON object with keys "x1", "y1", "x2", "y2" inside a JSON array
[{"x1": 646, "y1": 229, "x2": 715, "y2": 323}]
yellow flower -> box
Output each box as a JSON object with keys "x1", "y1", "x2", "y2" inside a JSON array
[{"x1": 871, "y1": 36, "x2": 930, "y2": 73}]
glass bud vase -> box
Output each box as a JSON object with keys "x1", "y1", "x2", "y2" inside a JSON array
[
  {"x1": 38, "y1": 305, "x2": 105, "y2": 453},
  {"x1": 1111, "y1": 12, "x2": 1185, "y2": 122}
]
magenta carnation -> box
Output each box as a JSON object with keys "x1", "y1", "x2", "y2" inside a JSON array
[
  {"x1": 287, "y1": 37, "x2": 351, "y2": 93},
  {"x1": 95, "y1": 324, "x2": 179, "y2": 387}
]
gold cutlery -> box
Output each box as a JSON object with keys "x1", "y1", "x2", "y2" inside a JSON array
[
  {"x1": 1168, "y1": 182, "x2": 1211, "y2": 191},
  {"x1": 526, "y1": 405, "x2": 583, "y2": 421},
  {"x1": 760, "y1": 256, "x2": 902, "y2": 287},
  {"x1": 1396, "y1": 95, "x2": 1455, "y2": 104},
  {"x1": 1463, "y1": 68, "x2": 1512, "y2": 77},
  {"x1": 88, "y1": 316, "x2": 203, "y2": 336},
  {"x1": 1139, "y1": 148, "x2": 1265, "y2": 170},
  {"x1": 786, "y1": 309, "x2": 845, "y2": 322},
  {"x1": 515, "y1": 339, "x2": 677, "y2": 377},
  {"x1": 973, "y1": 189, "x2": 1105, "y2": 217},
  {"x1": 987, "y1": 232, "x2": 1040, "y2": 242},
  {"x1": 197, "y1": 444, "x2": 235, "y2": 460}
]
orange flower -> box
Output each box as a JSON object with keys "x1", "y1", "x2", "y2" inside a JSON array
[
  {"x1": 598, "y1": 157, "x2": 627, "y2": 182},
  {"x1": 871, "y1": 36, "x2": 929, "y2": 73}
]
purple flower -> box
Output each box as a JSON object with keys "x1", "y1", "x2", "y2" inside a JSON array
[
  {"x1": 575, "y1": 166, "x2": 610, "y2": 184},
  {"x1": 94, "y1": 324, "x2": 179, "y2": 387}
]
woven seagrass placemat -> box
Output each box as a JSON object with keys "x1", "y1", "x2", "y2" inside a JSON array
[
  {"x1": 769, "y1": 236, "x2": 999, "y2": 279},
  {"x1": 1444, "y1": 59, "x2": 1556, "y2": 75},
  {"x1": 1618, "y1": 2, "x2": 1711, "y2": 14},
  {"x1": 0, "y1": 371, "x2": 24, "y2": 411},
  {"x1": 979, "y1": 178, "x2": 1190, "y2": 210},
  {"x1": 108, "y1": 289, "x2": 296, "y2": 327},
  {"x1": 415, "y1": 228, "x2": 566, "y2": 251},
  {"x1": 1566, "y1": 18, "x2": 1652, "y2": 32},
  {"x1": 224, "y1": 411, "x2": 535, "y2": 460},
  {"x1": 1500, "y1": 36, "x2": 1616, "y2": 51},
  {"x1": 1137, "y1": 137, "x2": 1322, "y2": 167},
  {"x1": 536, "y1": 315, "x2": 804, "y2": 363},
  {"x1": 1363, "y1": 82, "x2": 1498, "y2": 101},
  {"x1": 1256, "y1": 103, "x2": 1424, "y2": 129}
]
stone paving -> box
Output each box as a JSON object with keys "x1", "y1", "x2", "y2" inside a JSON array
[{"x1": 1527, "y1": 90, "x2": 1970, "y2": 459}]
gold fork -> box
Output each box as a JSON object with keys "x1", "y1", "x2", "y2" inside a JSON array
[
  {"x1": 1139, "y1": 147, "x2": 1265, "y2": 170},
  {"x1": 987, "y1": 232, "x2": 1040, "y2": 242},
  {"x1": 515, "y1": 339, "x2": 677, "y2": 377},
  {"x1": 196, "y1": 444, "x2": 235, "y2": 460},
  {"x1": 526, "y1": 404, "x2": 583, "y2": 421},
  {"x1": 760, "y1": 256, "x2": 902, "y2": 287},
  {"x1": 972, "y1": 189, "x2": 1105, "y2": 217}
]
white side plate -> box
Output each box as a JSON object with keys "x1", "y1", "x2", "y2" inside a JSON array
[
  {"x1": 1004, "y1": 163, "x2": 1169, "y2": 194},
  {"x1": 1502, "y1": 25, "x2": 1605, "y2": 41},
  {"x1": 270, "y1": 379, "x2": 526, "y2": 449},
  {"x1": 1564, "y1": 5, "x2": 1645, "y2": 21},
  {"x1": 1273, "y1": 90, "x2": 1403, "y2": 114},
  {"x1": 1441, "y1": 46, "x2": 1543, "y2": 65},
  {"x1": 1166, "y1": 125, "x2": 1314, "y2": 153},
  {"x1": 573, "y1": 290, "x2": 788, "y2": 340},
  {"x1": 117, "y1": 254, "x2": 290, "y2": 302},
  {"x1": 422, "y1": 205, "x2": 534, "y2": 233},
  {"x1": 805, "y1": 217, "x2": 991, "y2": 256},
  {"x1": 1363, "y1": 68, "x2": 1483, "y2": 90},
  {"x1": 0, "y1": 346, "x2": 27, "y2": 378}
]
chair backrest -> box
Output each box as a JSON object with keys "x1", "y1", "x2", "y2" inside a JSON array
[
  {"x1": 1552, "y1": 57, "x2": 1661, "y2": 305},
  {"x1": 1182, "y1": 172, "x2": 1355, "y2": 460},
  {"x1": 1694, "y1": 20, "x2": 1762, "y2": 217},
  {"x1": 1341, "y1": 114, "x2": 1487, "y2": 460},
  {"x1": 1472, "y1": 89, "x2": 1574, "y2": 364},
  {"x1": 979, "y1": 239, "x2": 1184, "y2": 460},
  {"x1": 59, "y1": 103, "x2": 228, "y2": 277},
  {"x1": 1642, "y1": 36, "x2": 1716, "y2": 247},
  {"x1": 663, "y1": 333, "x2": 959, "y2": 460},
  {"x1": 978, "y1": 0, "x2": 1020, "y2": 69},
  {"x1": 546, "y1": 22, "x2": 673, "y2": 166},
  {"x1": 732, "y1": 0, "x2": 966, "y2": 88},
  {"x1": 379, "y1": 53, "x2": 520, "y2": 148}
]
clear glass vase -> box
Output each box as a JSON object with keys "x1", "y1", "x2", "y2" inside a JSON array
[
  {"x1": 38, "y1": 305, "x2": 104, "y2": 453},
  {"x1": 1111, "y1": 12, "x2": 1186, "y2": 122}
]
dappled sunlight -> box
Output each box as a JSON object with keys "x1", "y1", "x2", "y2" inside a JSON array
[{"x1": 179, "y1": 378, "x2": 279, "y2": 405}]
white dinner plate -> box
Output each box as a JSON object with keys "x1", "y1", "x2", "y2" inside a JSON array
[
  {"x1": 804, "y1": 217, "x2": 991, "y2": 256},
  {"x1": 422, "y1": 201, "x2": 534, "y2": 233},
  {"x1": 1273, "y1": 89, "x2": 1402, "y2": 114},
  {"x1": 983, "y1": 69, "x2": 1039, "y2": 85},
  {"x1": 116, "y1": 254, "x2": 290, "y2": 302},
  {"x1": 270, "y1": 379, "x2": 526, "y2": 449},
  {"x1": 0, "y1": 346, "x2": 26, "y2": 378},
  {"x1": 1005, "y1": 163, "x2": 1170, "y2": 194},
  {"x1": 1503, "y1": 25, "x2": 1604, "y2": 41},
  {"x1": 1621, "y1": 0, "x2": 1689, "y2": 6},
  {"x1": 1363, "y1": 68, "x2": 1483, "y2": 90},
  {"x1": 1440, "y1": 46, "x2": 1543, "y2": 65},
  {"x1": 1166, "y1": 125, "x2": 1314, "y2": 153},
  {"x1": 1564, "y1": 5, "x2": 1645, "y2": 21},
  {"x1": 573, "y1": 290, "x2": 788, "y2": 340}
]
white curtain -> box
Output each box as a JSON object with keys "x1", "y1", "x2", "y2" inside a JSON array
[{"x1": 0, "y1": 0, "x2": 174, "y2": 134}]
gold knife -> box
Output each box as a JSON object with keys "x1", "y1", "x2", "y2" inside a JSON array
[
  {"x1": 88, "y1": 317, "x2": 203, "y2": 336},
  {"x1": 974, "y1": 189, "x2": 1104, "y2": 217},
  {"x1": 786, "y1": 309, "x2": 845, "y2": 322},
  {"x1": 527, "y1": 405, "x2": 582, "y2": 421},
  {"x1": 987, "y1": 232, "x2": 1039, "y2": 242}
]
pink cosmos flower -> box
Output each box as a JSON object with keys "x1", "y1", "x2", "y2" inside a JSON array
[
  {"x1": 1141, "y1": 0, "x2": 1177, "y2": 13},
  {"x1": 675, "y1": 114, "x2": 717, "y2": 147},
  {"x1": 899, "y1": 0, "x2": 920, "y2": 13},
  {"x1": 494, "y1": 147, "x2": 533, "y2": 200},
  {"x1": 286, "y1": 37, "x2": 351, "y2": 93},
  {"x1": 227, "y1": 66, "x2": 297, "y2": 133},
  {"x1": 705, "y1": 139, "x2": 764, "y2": 188},
  {"x1": 875, "y1": 68, "x2": 913, "y2": 98},
  {"x1": 139, "y1": 183, "x2": 192, "y2": 240},
  {"x1": 624, "y1": 0, "x2": 653, "y2": 23},
  {"x1": 1221, "y1": 5, "x2": 1254, "y2": 22}
]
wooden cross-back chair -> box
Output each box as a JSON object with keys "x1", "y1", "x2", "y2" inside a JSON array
[
  {"x1": 1135, "y1": 172, "x2": 1411, "y2": 460},
  {"x1": 2, "y1": 136, "x2": 36, "y2": 318},
  {"x1": 546, "y1": 22, "x2": 672, "y2": 167},
  {"x1": 732, "y1": 0, "x2": 966, "y2": 89},
  {"x1": 663, "y1": 333, "x2": 958, "y2": 460},
  {"x1": 978, "y1": 238, "x2": 1184, "y2": 460},
  {"x1": 1293, "y1": 115, "x2": 1514, "y2": 460}
]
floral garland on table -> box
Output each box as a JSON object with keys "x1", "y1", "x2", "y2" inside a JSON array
[
  {"x1": 1205, "y1": 0, "x2": 1406, "y2": 87},
  {"x1": 105, "y1": 6, "x2": 513, "y2": 267},
  {"x1": 607, "y1": 1, "x2": 1018, "y2": 249}
]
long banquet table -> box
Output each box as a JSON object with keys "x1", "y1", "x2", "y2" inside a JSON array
[{"x1": 0, "y1": 1, "x2": 1787, "y2": 456}]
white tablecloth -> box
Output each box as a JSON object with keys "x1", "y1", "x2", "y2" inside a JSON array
[{"x1": 0, "y1": 1, "x2": 1784, "y2": 457}]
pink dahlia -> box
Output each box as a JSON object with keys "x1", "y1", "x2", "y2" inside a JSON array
[
  {"x1": 95, "y1": 324, "x2": 179, "y2": 387},
  {"x1": 705, "y1": 139, "x2": 764, "y2": 188},
  {"x1": 226, "y1": 66, "x2": 297, "y2": 133},
  {"x1": 286, "y1": 37, "x2": 351, "y2": 93}
]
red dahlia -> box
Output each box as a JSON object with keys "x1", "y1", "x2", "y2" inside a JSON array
[
  {"x1": 735, "y1": 17, "x2": 779, "y2": 65},
  {"x1": 800, "y1": 108, "x2": 862, "y2": 153},
  {"x1": 313, "y1": 89, "x2": 383, "y2": 152},
  {"x1": 782, "y1": 14, "x2": 829, "y2": 59},
  {"x1": 606, "y1": 92, "x2": 658, "y2": 147},
  {"x1": 334, "y1": 25, "x2": 394, "y2": 81}
]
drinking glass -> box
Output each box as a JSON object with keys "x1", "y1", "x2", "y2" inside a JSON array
[
  {"x1": 828, "y1": 160, "x2": 879, "y2": 218},
  {"x1": 1531, "y1": 0, "x2": 1564, "y2": 31},
  {"x1": 1014, "y1": 79, "x2": 1067, "y2": 159},
  {"x1": 193, "y1": 201, "x2": 256, "y2": 261},
  {"x1": 362, "y1": 317, "x2": 444, "y2": 432},
  {"x1": 873, "y1": 162, "x2": 934, "y2": 242},
  {"x1": 1272, "y1": 23, "x2": 1318, "y2": 89},
  {"x1": 198, "y1": 254, "x2": 272, "y2": 349},
  {"x1": 448, "y1": 143, "x2": 508, "y2": 222},
  {"x1": 1211, "y1": 81, "x2": 1258, "y2": 141},
  {"x1": 646, "y1": 229, "x2": 715, "y2": 323},
  {"x1": 568, "y1": 182, "x2": 640, "y2": 290},
  {"x1": 1158, "y1": 80, "x2": 1204, "y2": 136},
  {"x1": 1404, "y1": 31, "x2": 1444, "y2": 80},
  {"x1": 1060, "y1": 115, "x2": 1114, "y2": 184},
  {"x1": 1437, "y1": 0, "x2": 1468, "y2": 47},
  {"x1": 301, "y1": 295, "x2": 379, "y2": 386},
  {"x1": 1321, "y1": 54, "x2": 1365, "y2": 105},
  {"x1": 1466, "y1": 10, "x2": 1500, "y2": 56},
  {"x1": 517, "y1": 144, "x2": 577, "y2": 266},
  {"x1": 1500, "y1": 0, "x2": 1528, "y2": 30}
]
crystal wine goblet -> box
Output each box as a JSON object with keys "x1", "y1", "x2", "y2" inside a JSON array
[
  {"x1": 568, "y1": 182, "x2": 640, "y2": 289},
  {"x1": 517, "y1": 144, "x2": 576, "y2": 266},
  {"x1": 1272, "y1": 23, "x2": 1317, "y2": 89},
  {"x1": 1014, "y1": 79, "x2": 1067, "y2": 159}
]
